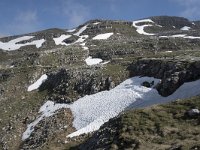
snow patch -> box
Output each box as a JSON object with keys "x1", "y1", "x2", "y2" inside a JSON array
[
  {"x1": 181, "y1": 26, "x2": 191, "y2": 31},
  {"x1": 171, "y1": 34, "x2": 187, "y2": 38},
  {"x1": 0, "y1": 36, "x2": 45, "y2": 51},
  {"x1": 156, "y1": 25, "x2": 163, "y2": 27},
  {"x1": 67, "y1": 29, "x2": 76, "y2": 33},
  {"x1": 32, "y1": 39, "x2": 45, "y2": 48},
  {"x1": 53, "y1": 35, "x2": 72, "y2": 46},
  {"x1": 93, "y1": 22, "x2": 100, "y2": 25},
  {"x1": 22, "y1": 77, "x2": 200, "y2": 140},
  {"x1": 27, "y1": 74, "x2": 48, "y2": 92},
  {"x1": 165, "y1": 51, "x2": 173, "y2": 53},
  {"x1": 74, "y1": 25, "x2": 88, "y2": 36},
  {"x1": 101, "y1": 61, "x2": 110, "y2": 65},
  {"x1": 160, "y1": 34, "x2": 200, "y2": 39},
  {"x1": 80, "y1": 42, "x2": 89, "y2": 50},
  {"x1": 85, "y1": 56, "x2": 103, "y2": 65},
  {"x1": 132, "y1": 19, "x2": 155, "y2": 35},
  {"x1": 184, "y1": 36, "x2": 200, "y2": 39},
  {"x1": 93, "y1": 33, "x2": 113, "y2": 40}
]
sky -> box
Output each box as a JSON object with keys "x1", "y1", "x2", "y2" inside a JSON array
[{"x1": 0, "y1": 0, "x2": 200, "y2": 36}]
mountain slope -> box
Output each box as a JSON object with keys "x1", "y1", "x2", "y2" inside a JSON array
[{"x1": 1, "y1": 16, "x2": 200, "y2": 150}]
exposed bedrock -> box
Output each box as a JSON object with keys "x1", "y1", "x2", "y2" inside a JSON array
[{"x1": 128, "y1": 58, "x2": 200, "y2": 96}]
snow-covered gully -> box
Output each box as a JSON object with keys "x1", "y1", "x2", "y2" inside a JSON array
[
  {"x1": 132, "y1": 19, "x2": 155, "y2": 35},
  {"x1": 22, "y1": 76, "x2": 200, "y2": 140}
]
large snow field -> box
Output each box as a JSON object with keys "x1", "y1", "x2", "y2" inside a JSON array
[
  {"x1": 22, "y1": 76, "x2": 200, "y2": 140},
  {"x1": 0, "y1": 36, "x2": 45, "y2": 51}
]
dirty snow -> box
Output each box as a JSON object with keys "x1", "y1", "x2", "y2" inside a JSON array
[
  {"x1": 181, "y1": 26, "x2": 191, "y2": 31},
  {"x1": 0, "y1": 36, "x2": 45, "y2": 51},
  {"x1": 27, "y1": 74, "x2": 48, "y2": 92},
  {"x1": 22, "y1": 76, "x2": 200, "y2": 140},
  {"x1": 132, "y1": 19, "x2": 155, "y2": 35},
  {"x1": 74, "y1": 25, "x2": 88, "y2": 36},
  {"x1": 85, "y1": 56, "x2": 103, "y2": 65},
  {"x1": 53, "y1": 35, "x2": 72, "y2": 46},
  {"x1": 93, "y1": 33, "x2": 113, "y2": 40}
]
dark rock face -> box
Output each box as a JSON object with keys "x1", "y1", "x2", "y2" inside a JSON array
[
  {"x1": 128, "y1": 58, "x2": 200, "y2": 96},
  {"x1": 142, "y1": 81, "x2": 154, "y2": 88},
  {"x1": 39, "y1": 69, "x2": 116, "y2": 103},
  {"x1": 151, "y1": 16, "x2": 192, "y2": 28},
  {"x1": 185, "y1": 109, "x2": 200, "y2": 118},
  {"x1": 74, "y1": 76, "x2": 114, "y2": 95},
  {"x1": 63, "y1": 35, "x2": 79, "y2": 44}
]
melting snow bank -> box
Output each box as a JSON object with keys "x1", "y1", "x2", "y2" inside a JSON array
[
  {"x1": 22, "y1": 77, "x2": 200, "y2": 140},
  {"x1": 0, "y1": 36, "x2": 45, "y2": 51},
  {"x1": 53, "y1": 25, "x2": 89, "y2": 47},
  {"x1": 53, "y1": 35, "x2": 72, "y2": 46},
  {"x1": 85, "y1": 56, "x2": 103, "y2": 65},
  {"x1": 132, "y1": 19, "x2": 155, "y2": 35},
  {"x1": 27, "y1": 74, "x2": 48, "y2": 92},
  {"x1": 92, "y1": 33, "x2": 113, "y2": 40}
]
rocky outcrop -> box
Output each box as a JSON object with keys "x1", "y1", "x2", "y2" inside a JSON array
[
  {"x1": 63, "y1": 35, "x2": 79, "y2": 44},
  {"x1": 39, "y1": 69, "x2": 116, "y2": 103},
  {"x1": 0, "y1": 70, "x2": 12, "y2": 83},
  {"x1": 128, "y1": 58, "x2": 200, "y2": 96},
  {"x1": 151, "y1": 16, "x2": 193, "y2": 28}
]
